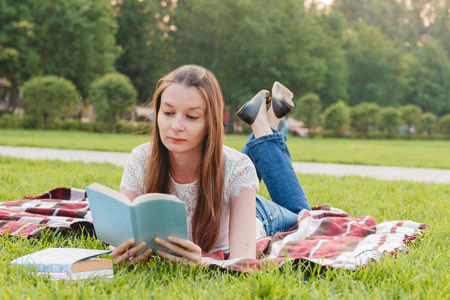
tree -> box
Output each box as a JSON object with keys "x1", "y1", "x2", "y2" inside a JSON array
[
  {"x1": 420, "y1": 112, "x2": 438, "y2": 137},
  {"x1": 350, "y1": 102, "x2": 380, "y2": 136},
  {"x1": 405, "y1": 38, "x2": 450, "y2": 115},
  {"x1": 332, "y1": 0, "x2": 440, "y2": 49},
  {"x1": 89, "y1": 73, "x2": 137, "y2": 126},
  {"x1": 293, "y1": 93, "x2": 322, "y2": 131},
  {"x1": 400, "y1": 104, "x2": 422, "y2": 136},
  {"x1": 306, "y1": 10, "x2": 349, "y2": 108},
  {"x1": 333, "y1": 0, "x2": 450, "y2": 116},
  {"x1": 1, "y1": 0, "x2": 118, "y2": 104},
  {"x1": 113, "y1": 0, "x2": 174, "y2": 102},
  {"x1": 323, "y1": 100, "x2": 350, "y2": 136},
  {"x1": 22, "y1": 76, "x2": 79, "y2": 129},
  {"x1": 310, "y1": 9, "x2": 348, "y2": 41},
  {"x1": 0, "y1": 0, "x2": 38, "y2": 112},
  {"x1": 429, "y1": 3, "x2": 450, "y2": 58},
  {"x1": 31, "y1": 0, "x2": 118, "y2": 98},
  {"x1": 342, "y1": 23, "x2": 406, "y2": 107},
  {"x1": 171, "y1": 0, "x2": 348, "y2": 130},
  {"x1": 377, "y1": 106, "x2": 402, "y2": 137}
]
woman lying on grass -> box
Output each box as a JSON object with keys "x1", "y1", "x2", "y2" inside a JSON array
[{"x1": 112, "y1": 65, "x2": 311, "y2": 265}]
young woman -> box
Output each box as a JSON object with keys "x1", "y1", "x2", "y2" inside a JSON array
[{"x1": 112, "y1": 65, "x2": 310, "y2": 265}]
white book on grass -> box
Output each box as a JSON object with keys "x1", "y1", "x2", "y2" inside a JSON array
[{"x1": 11, "y1": 248, "x2": 113, "y2": 273}]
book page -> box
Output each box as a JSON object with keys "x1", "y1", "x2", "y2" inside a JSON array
[
  {"x1": 87, "y1": 183, "x2": 132, "y2": 205},
  {"x1": 133, "y1": 192, "x2": 180, "y2": 205},
  {"x1": 87, "y1": 183, "x2": 181, "y2": 206},
  {"x1": 132, "y1": 199, "x2": 188, "y2": 254}
]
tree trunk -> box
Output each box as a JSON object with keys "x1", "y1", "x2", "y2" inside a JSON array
[{"x1": 6, "y1": 83, "x2": 20, "y2": 113}]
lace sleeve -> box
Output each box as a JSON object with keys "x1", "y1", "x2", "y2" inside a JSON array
[
  {"x1": 223, "y1": 147, "x2": 259, "y2": 202},
  {"x1": 120, "y1": 143, "x2": 150, "y2": 197}
]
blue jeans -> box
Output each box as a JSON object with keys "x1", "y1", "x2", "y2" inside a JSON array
[{"x1": 242, "y1": 131, "x2": 311, "y2": 236}]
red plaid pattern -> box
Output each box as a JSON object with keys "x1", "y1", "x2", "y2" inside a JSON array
[{"x1": 0, "y1": 187, "x2": 92, "y2": 237}]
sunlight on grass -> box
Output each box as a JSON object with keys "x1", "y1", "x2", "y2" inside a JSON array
[
  {"x1": 1, "y1": 129, "x2": 449, "y2": 169},
  {"x1": 1, "y1": 156, "x2": 448, "y2": 299}
]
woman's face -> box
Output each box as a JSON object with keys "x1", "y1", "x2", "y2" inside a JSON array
[{"x1": 158, "y1": 83, "x2": 208, "y2": 157}]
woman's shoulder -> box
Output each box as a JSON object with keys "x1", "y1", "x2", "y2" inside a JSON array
[
  {"x1": 222, "y1": 145, "x2": 256, "y2": 178},
  {"x1": 222, "y1": 145, "x2": 250, "y2": 163},
  {"x1": 127, "y1": 142, "x2": 152, "y2": 165},
  {"x1": 131, "y1": 142, "x2": 151, "y2": 156},
  {"x1": 121, "y1": 142, "x2": 151, "y2": 196},
  {"x1": 222, "y1": 145, "x2": 258, "y2": 200}
]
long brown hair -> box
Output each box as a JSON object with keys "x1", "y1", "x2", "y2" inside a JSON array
[{"x1": 145, "y1": 65, "x2": 224, "y2": 252}]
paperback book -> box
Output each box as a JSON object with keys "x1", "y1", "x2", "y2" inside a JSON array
[
  {"x1": 11, "y1": 248, "x2": 113, "y2": 280},
  {"x1": 86, "y1": 183, "x2": 188, "y2": 254}
]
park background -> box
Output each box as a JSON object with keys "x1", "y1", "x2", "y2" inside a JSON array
[
  {"x1": 0, "y1": 1, "x2": 449, "y2": 299},
  {"x1": 1, "y1": 0, "x2": 450, "y2": 138}
]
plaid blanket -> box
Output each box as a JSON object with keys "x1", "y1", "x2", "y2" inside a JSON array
[
  {"x1": 1, "y1": 188, "x2": 426, "y2": 272},
  {"x1": 0, "y1": 188, "x2": 92, "y2": 237}
]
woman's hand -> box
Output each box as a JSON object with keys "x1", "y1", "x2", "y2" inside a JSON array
[
  {"x1": 154, "y1": 236, "x2": 204, "y2": 265},
  {"x1": 110, "y1": 239, "x2": 153, "y2": 265}
]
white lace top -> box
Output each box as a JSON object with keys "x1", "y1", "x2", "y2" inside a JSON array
[{"x1": 120, "y1": 143, "x2": 263, "y2": 253}]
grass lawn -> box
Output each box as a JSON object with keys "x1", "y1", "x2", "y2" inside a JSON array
[
  {"x1": 1, "y1": 156, "x2": 449, "y2": 299},
  {"x1": 0, "y1": 128, "x2": 449, "y2": 169}
]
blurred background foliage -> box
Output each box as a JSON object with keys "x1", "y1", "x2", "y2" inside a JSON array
[{"x1": 0, "y1": 0, "x2": 449, "y2": 135}]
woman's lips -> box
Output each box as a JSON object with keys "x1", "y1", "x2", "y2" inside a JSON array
[{"x1": 169, "y1": 137, "x2": 186, "y2": 142}]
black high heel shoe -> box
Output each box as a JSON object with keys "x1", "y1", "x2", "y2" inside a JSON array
[
  {"x1": 271, "y1": 81, "x2": 294, "y2": 118},
  {"x1": 236, "y1": 90, "x2": 271, "y2": 125}
]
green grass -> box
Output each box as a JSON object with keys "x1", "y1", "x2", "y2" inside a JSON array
[
  {"x1": 1, "y1": 156, "x2": 449, "y2": 299},
  {"x1": 1, "y1": 128, "x2": 449, "y2": 169},
  {"x1": 0, "y1": 128, "x2": 150, "y2": 152},
  {"x1": 225, "y1": 134, "x2": 450, "y2": 169}
]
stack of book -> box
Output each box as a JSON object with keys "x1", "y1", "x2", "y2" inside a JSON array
[{"x1": 11, "y1": 248, "x2": 114, "y2": 281}]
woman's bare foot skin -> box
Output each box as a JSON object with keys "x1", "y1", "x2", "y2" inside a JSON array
[
  {"x1": 267, "y1": 104, "x2": 281, "y2": 130},
  {"x1": 250, "y1": 97, "x2": 272, "y2": 138}
]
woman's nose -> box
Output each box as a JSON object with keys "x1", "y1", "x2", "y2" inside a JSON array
[{"x1": 171, "y1": 115, "x2": 184, "y2": 131}]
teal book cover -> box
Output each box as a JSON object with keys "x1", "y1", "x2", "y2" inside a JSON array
[{"x1": 86, "y1": 183, "x2": 188, "y2": 255}]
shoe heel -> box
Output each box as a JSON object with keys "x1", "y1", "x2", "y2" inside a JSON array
[
  {"x1": 272, "y1": 81, "x2": 294, "y2": 118},
  {"x1": 236, "y1": 90, "x2": 270, "y2": 125}
]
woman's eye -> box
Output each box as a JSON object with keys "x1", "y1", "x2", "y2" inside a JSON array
[
  {"x1": 186, "y1": 115, "x2": 199, "y2": 120},
  {"x1": 163, "y1": 111, "x2": 173, "y2": 116}
]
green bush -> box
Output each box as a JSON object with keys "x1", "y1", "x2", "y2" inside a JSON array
[
  {"x1": 323, "y1": 100, "x2": 350, "y2": 137},
  {"x1": 101, "y1": 120, "x2": 152, "y2": 134},
  {"x1": 438, "y1": 114, "x2": 450, "y2": 138},
  {"x1": 93, "y1": 121, "x2": 114, "y2": 133},
  {"x1": 132, "y1": 121, "x2": 152, "y2": 135},
  {"x1": 350, "y1": 102, "x2": 380, "y2": 137},
  {"x1": 420, "y1": 112, "x2": 438, "y2": 137},
  {"x1": 0, "y1": 113, "x2": 21, "y2": 128},
  {"x1": 61, "y1": 120, "x2": 83, "y2": 131},
  {"x1": 293, "y1": 93, "x2": 322, "y2": 131},
  {"x1": 89, "y1": 73, "x2": 137, "y2": 125},
  {"x1": 377, "y1": 106, "x2": 401, "y2": 137},
  {"x1": 400, "y1": 104, "x2": 422, "y2": 136},
  {"x1": 79, "y1": 121, "x2": 96, "y2": 132},
  {"x1": 22, "y1": 76, "x2": 80, "y2": 129}
]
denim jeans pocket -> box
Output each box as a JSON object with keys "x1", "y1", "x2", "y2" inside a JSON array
[{"x1": 256, "y1": 196, "x2": 280, "y2": 223}]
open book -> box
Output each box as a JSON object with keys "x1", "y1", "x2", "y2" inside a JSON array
[{"x1": 86, "y1": 183, "x2": 188, "y2": 254}]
